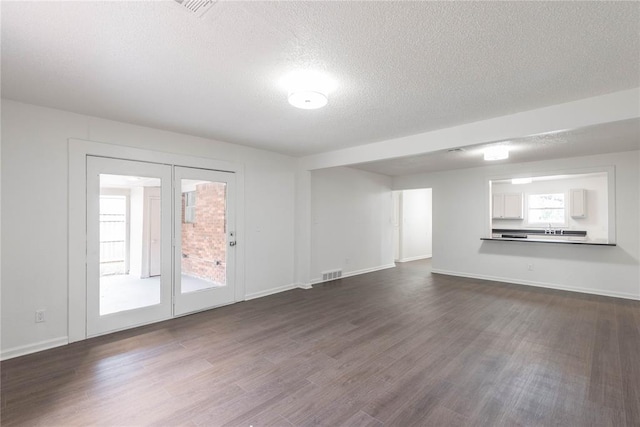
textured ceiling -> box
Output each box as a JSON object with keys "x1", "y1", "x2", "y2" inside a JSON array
[
  {"x1": 350, "y1": 119, "x2": 640, "y2": 176},
  {"x1": 2, "y1": 1, "x2": 639, "y2": 156}
]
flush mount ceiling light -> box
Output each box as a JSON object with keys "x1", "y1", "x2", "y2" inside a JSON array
[
  {"x1": 483, "y1": 146, "x2": 509, "y2": 161},
  {"x1": 288, "y1": 90, "x2": 328, "y2": 110},
  {"x1": 282, "y1": 70, "x2": 335, "y2": 110}
]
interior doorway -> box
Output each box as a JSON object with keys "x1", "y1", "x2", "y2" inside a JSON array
[{"x1": 393, "y1": 188, "x2": 433, "y2": 263}]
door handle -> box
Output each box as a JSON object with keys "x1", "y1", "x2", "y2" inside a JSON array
[{"x1": 229, "y1": 241, "x2": 236, "y2": 247}]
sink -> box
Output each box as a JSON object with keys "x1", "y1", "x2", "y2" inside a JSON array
[{"x1": 527, "y1": 234, "x2": 587, "y2": 242}]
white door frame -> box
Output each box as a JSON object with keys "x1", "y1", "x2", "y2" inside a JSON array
[
  {"x1": 69, "y1": 138, "x2": 245, "y2": 343},
  {"x1": 147, "y1": 194, "x2": 162, "y2": 277}
]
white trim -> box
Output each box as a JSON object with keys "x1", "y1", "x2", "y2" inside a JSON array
[
  {"x1": 244, "y1": 283, "x2": 303, "y2": 300},
  {"x1": 296, "y1": 283, "x2": 313, "y2": 290},
  {"x1": 1, "y1": 337, "x2": 69, "y2": 361},
  {"x1": 397, "y1": 254, "x2": 432, "y2": 263},
  {"x1": 310, "y1": 263, "x2": 396, "y2": 285},
  {"x1": 341, "y1": 263, "x2": 397, "y2": 279},
  {"x1": 431, "y1": 268, "x2": 640, "y2": 301},
  {"x1": 68, "y1": 138, "x2": 246, "y2": 343}
]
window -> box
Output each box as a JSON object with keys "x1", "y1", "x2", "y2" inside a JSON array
[
  {"x1": 99, "y1": 195, "x2": 127, "y2": 275},
  {"x1": 184, "y1": 191, "x2": 196, "y2": 223},
  {"x1": 528, "y1": 193, "x2": 565, "y2": 225}
]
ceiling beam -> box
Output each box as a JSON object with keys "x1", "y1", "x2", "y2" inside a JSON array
[{"x1": 299, "y1": 88, "x2": 640, "y2": 171}]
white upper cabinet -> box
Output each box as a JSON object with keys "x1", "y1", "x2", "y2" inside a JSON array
[
  {"x1": 570, "y1": 189, "x2": 587, "y2": 218},
  {"x1": 493, "y1": 193, "x2": 523, "y2": 219}
]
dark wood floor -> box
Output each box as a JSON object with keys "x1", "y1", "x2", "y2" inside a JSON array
[{"x1": 2, "y1": 260, "x2": 640, "y2": 426}]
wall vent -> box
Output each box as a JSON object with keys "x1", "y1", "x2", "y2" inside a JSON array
[
  {"x1": 322, "y1": 269, "x2": 343, "y2": 282},
  {"x1": 173, "y1": 0, "x2": 217, "y2": 18}
]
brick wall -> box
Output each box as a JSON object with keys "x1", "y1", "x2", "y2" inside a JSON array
[{"x1": 181, "y1": 182, "x2": 227, "y2": 284}]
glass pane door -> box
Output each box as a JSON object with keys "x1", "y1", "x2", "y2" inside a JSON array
[
  {"x1": 174, "y1": 166, "x2": 236, "y2": 316},
  {"x1": 87, "y1": 157, "x2": 172, "y2": 336}
]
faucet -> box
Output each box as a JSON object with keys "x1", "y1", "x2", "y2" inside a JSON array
[
  {"x1": 544, "y1": 224, "x2": 567, "y2": 235},
  {"x1": 545, "y1": 223, "x2": 561, "y2": 235}
]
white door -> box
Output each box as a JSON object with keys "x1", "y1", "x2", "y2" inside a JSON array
[
  {"x1": 87, "y1": 156, "x2": 173, "y2": 336},
  {"x1": 174, "y1": 166, "x2": 236, "y2": 316}
]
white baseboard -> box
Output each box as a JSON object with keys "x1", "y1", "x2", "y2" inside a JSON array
[
  {"x1": 245, "y1": 283, "x2": 312, "y2": 300},
  {"x1": 431, "y1": 268, "x2": 640, "y2": 301},
  {"x1": 311, "y1": 263, "x2": 396, "y2": 285},
  {"x1": 397, "y1": 254, "x2": 432, "y2": 263},
  {"x1": 1, "y1": 336, "x2": 69, "y2": 361}
]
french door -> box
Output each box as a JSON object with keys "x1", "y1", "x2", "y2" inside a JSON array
[
  {"x1": 86, "y1": 156, "x2": 173, "y2": 336},
  {"x1": 86, "y1": 156, "x2": 236, "y2": 336},
  {"x1": 173, "y1": 166, "x2": 236, "y2": 315}
]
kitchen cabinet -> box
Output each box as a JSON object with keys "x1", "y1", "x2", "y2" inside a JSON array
[
  {"x1": 493, "y1": 193, "x2": 523, "y2": 219},
  {"x1": 570, "y1": 189, "x2": 587, "y2": 218}
]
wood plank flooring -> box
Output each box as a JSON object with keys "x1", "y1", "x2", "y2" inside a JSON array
[{"x1": 2, "y1": 260, "x2": 639, "y2": 426}]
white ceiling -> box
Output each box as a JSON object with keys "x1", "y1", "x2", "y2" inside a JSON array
[
  {"x1": 350, "y1": 119, "x2": 640, "y2": 176},
  {"x1": 100, "y1": 174, "x2": 160, "y2": 188},
  {"x1": 2, "y1": 1, "x2": 639, "y2": 157}
]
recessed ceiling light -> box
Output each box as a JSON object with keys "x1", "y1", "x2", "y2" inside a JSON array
[
  {"x1": 512, "y1": 177, "x2": 532, "y2": 184},
  {"x1": 281, "y1": 70, "x2": 335, "y2": 110},
  {"x1": 483, "y1": 146, "x2": 509, "y2": 161}
]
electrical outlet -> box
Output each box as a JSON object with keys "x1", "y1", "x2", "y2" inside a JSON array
[
  {"x1": 35, "y1": 309, "x2": 46, "y2": 323},
  {"x1": 527, "y1": 264, "x2": 534, "y2": 271}
]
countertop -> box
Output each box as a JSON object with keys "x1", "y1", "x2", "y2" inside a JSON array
[{"x1": 481, "y1": 237, "x2": 616, "y2": 246}]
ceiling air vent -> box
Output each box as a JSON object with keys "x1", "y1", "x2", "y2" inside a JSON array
[
  {"x1": 173, "y1": 0, "x2": 217, "y2": 18},
  {"x1": 447, "y1": 148, "x2": 465, "y2": 153}
]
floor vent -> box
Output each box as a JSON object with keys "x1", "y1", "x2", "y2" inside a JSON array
[{"x1": 322, "y1": 269, "x2": 343, "y2": 282}]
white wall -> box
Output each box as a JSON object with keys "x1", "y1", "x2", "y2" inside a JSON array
[
  {"x1": 310, "y1": 167, "x2": 394, "y2": 282},
  {"x1": 393, "y1": 191, "x2": 401, "y2": 260},
  {"x1": 1, "y1": 99, "x2": 297, "y2": 357},
  {"x1": 294, "y1": 169, "x2": 312, "y2": 288},
  {"x1": 394, "y1": 151, "x2": 640, "y2": 300},
  {"x1": 398, "y1": 188, "x2": 432, "y2": 262},
  {"x1": 492, "y1": 173, "x2": 608, "y2": 240},
  {"x1": 4, "y1": 98, "x2": 638, "y2": 360}
]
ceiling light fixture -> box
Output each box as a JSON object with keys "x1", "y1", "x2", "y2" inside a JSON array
[
  {"x1": 512, "y1": 177, "x2": 532, "y2": 185},
  {"x1": 483, "y1": 146, "x2": 509, "y2": 161},
  {"x1": 282, "y1": 70, "x2": 335, "y2": 110},
  {"x1": 288, "y1": 90, "x2": 328, "y2": 110}
]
